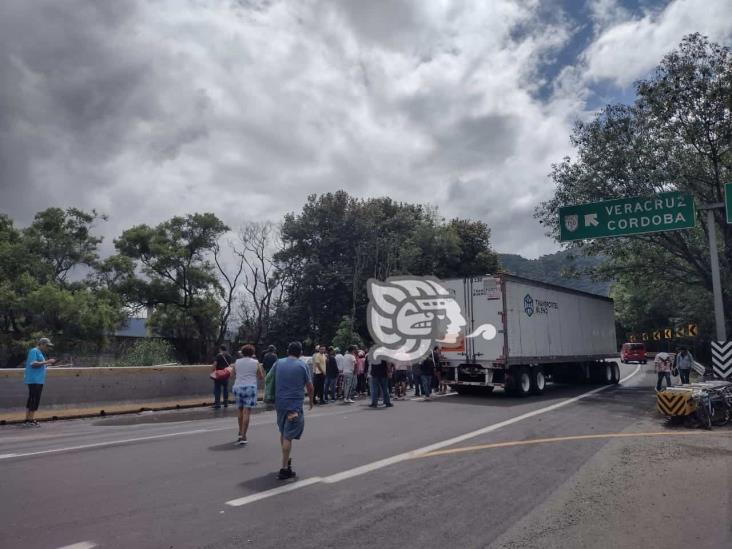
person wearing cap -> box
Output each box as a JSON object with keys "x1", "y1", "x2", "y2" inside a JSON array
[
  {"x1": 262, "y1": 345, "x2": 278, "y2": 374},
  {"x1": 23, "y1": 337, "x2": 56, "y2": 426}
]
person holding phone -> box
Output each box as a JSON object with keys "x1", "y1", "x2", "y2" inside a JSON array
[{"x1": 23, "y1": 337, "x2": 56, "y2": 427}]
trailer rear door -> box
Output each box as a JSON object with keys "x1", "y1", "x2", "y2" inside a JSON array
[
  {"x1": 439, "y1": 276, "x2": 503, "y2": 364},
  {"x1": 465, "y1": 276, "x2": 504, "y2": 362}
]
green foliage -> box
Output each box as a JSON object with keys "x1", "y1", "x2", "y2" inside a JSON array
[
  {"x1": 274, "y1": 191, "x2": 499, "y2": 347},
  {"x1": 23, "y1": 208, "x2": 105, "y2": 283},
  {"x1": 331, "y1": 316, "x2": 364, "y2": 351},
  {"x1": 112, "y1": 213, "x2": 230, "y2": 362},
  {"x1": 115, "y1": 338, "x2": 176, "y2": 367},
  {"x1": 536, "y1": 34, "x2": 731, "y2": 337},
  {"x1": 0, "y1": 210, "x2": 125, "y2": 365},
  {"x1": 499, "y1": 250, "x2": 610, "y2": 296}
]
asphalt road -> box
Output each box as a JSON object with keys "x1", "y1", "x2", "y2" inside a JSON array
[{"x1": 1, "y1": 361, "x2": 730, "y2": 549}]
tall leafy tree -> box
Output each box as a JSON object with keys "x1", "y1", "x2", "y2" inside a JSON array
[
  {"x1": 113, "y1": 213, "x2": 229, "y2": 362},
  {"x1": 0, "y1": 209, "x2": 124, "y2": 366},
  {"x1": 274, "y1": 191, "x2": 498, "y2": 347},
  {"x1": 537, "y1": 34, "x2": 731, "y2": 336}
]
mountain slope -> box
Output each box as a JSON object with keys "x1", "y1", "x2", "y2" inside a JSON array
[{"x1": 498, "y1": 250, "x2": 610, "y2": 297}]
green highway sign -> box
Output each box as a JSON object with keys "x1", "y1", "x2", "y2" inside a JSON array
[
  {"x1": 559, "y1": 191, "x2": 695, "y2": 242},
  {"x1": 725, "y1": 182, "x2": 732, "y2": 224}
]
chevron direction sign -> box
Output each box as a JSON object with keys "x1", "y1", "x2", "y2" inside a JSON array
[{"x1": 711, "y1": 341, "x2": 732, "y2": 379}]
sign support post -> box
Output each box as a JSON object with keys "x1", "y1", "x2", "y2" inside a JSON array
[
  {"x1": 699, "y1": 202, "x2": 728, "y2": 379},
  {"x1": 699, "y1": 204, "x2": 727, "y2": 343}
]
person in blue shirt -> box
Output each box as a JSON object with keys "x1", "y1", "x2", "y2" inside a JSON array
[
  {"x1": 23, "y1": 337, "x2": 56, "y2": 426},
  {"x1": 273, "y1": 341, "x2": 313, "y2": 480}
]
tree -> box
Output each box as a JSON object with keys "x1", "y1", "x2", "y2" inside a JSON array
[
  {"x1": 113, "y1": 213, "x2": 229, "y2": 362},
  {"x1": 331, "y1": 315, "x2": 364, "y2": 351},
  {"x1": 441, "y1": 218, "x2": 499, "y2": 278},
  {"x1": 0, "y1": 210, "x2": 125, "y2": 366},
  {"x1": 22, "y1": 208, "x2": 105, "y2": 284},
  {"x1": 537, "y1": 34, "x2": 731, "y2": 336},
  {"x1": 213, "y1": 241, "x2": 244, "y2": 347},
  {"x1": 274, "y1": 191, "x2": 499, "y2": 347},
  {"x1": 234, "y1": 222, "x2": 288, "y2": 346}
]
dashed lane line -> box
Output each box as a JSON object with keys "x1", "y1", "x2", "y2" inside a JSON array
[{"x1": 225, "y1": 364, "x2": 642, "y2": 507}]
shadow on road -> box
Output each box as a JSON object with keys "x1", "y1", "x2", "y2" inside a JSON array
[
  {"x1": 236, "y1": 472, "x2": 286, "y2": 493},
  {"x1": 429, "y1": 383, "x2": 614, "y2": 409},
  {"x1": 208, "y1": 441, "x2": 243, "y2": 452},
  {"x1": 93, "y1": 407, "x2": 241, "y2": 426}
]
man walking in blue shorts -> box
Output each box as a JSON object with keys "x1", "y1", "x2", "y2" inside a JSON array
[{"x1": 273, "y1": 341, "x2": 314, "y2": 480}]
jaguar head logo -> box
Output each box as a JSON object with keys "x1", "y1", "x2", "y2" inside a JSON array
[{"x1": 367, "y1": 276, "x2": 467, "y2": 365}]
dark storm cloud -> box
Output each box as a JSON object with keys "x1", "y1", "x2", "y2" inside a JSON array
[
  {"x1": 1, "y1": 0, "x2": 726, "y2": 258},
  {"x1": 432, "y1": 114, "x2": 519, "y2": 169}
]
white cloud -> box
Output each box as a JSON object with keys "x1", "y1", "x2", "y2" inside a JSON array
[
  {"x1": 587, "y1": 0, "x2": 631, "y2": 30},
  {"x1": 583, "y1": 0, "x2": 732, "y2": 86},
  {"x1": 3, "y1": 0, "x2": 725, "y2": 260},
  {"x1": 1, "y1": 0, "x2": 583, "y2": 258}
]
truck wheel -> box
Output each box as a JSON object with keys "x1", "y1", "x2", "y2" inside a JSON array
[
  {"x1": 610, "y1": 363, "x2": 620, "y2": 384},
  {"x1": 515, "y1": 368, "x2": 531, "y2": 397},
  {"x1": 530, "y1": 367, "x2": 546, "y2": 395},
  {"x1": 602, "y1": 363, "x2": 614, "y2": 384}
]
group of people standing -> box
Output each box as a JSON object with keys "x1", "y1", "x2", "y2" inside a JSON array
[{"x1": 307, "y1": 345, "x2": 449, "y2": 407}]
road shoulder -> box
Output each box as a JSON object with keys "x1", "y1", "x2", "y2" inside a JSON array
[{"x1": 489, "y1": 418, "x2": 732, "y2": 549}]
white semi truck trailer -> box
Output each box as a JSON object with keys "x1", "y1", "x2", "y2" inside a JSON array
[{"x1": 439, "y1": 274, "x2": 619, "y2": 396}]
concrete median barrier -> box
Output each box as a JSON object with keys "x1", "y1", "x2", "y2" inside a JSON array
[{"x1": 0, "y1": 365, "x2": 216, "y2": 413}]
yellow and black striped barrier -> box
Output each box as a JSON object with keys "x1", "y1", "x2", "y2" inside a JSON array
[{"x1": 657, "y1": 389, "x2": 696, "y2": 417}]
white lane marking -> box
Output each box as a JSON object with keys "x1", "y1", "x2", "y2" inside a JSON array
[
  {"x1": 56, "y1": 542, "x2": 97, "y2": 549},
  {"x1": 226, "y1": 364, "x2": 642, "y2": 507},
  {"x1": 225, "y1": 477, "x2": 323, "y2": 507},
  {"x1": 0, "y1": 406, "x2": 364, "y2": 460},
  {"x1": 0, "y1": 428, "x2": 222, "y2": 460}
]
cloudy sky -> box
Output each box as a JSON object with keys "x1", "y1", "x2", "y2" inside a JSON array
[{"x1": 1, "y1": 0, "x2": 730, "y2": 258}]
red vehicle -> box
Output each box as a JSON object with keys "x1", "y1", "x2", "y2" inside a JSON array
[{"x1": 620, "y1": 343, "x2": 647, "y2": 364}]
